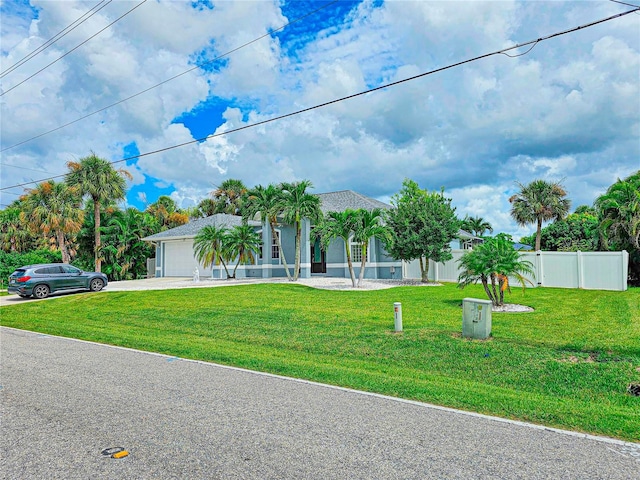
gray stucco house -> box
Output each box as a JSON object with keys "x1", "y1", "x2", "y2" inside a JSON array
[{"x1": 143, "y1": 190, "x2": 477, "y2": 280}]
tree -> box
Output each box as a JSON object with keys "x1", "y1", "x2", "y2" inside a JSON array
[
  {"x1": 196, "y1": 198, "x2": 217, "y2": 217},
  {"x1": 243, "y1": 184, "x2": 292, "y2": 280},
  {"x1": 20, "y1": 180, "x2": 84, "y2": 263},
  {"x1": 146, "y1": 195, "x2": 189, "y2": 230},
  {"x1": 225, "y1": 224, "x2": 262, "y2": 278},
  {"x1": 509, "y1": 179, "x2": 571, "y2": 251},
  {"x1": 210, "y1": 179, "x2": 247, "y2": 215},
  {"x1": 384, "y1": 179, "x2": 459, "y2": 283},
  {"x1": 312, "y1": 209, "x2": 360, "y2": 287},
  {"x1": 457, "y1": 234, "x2": 534, "y2": 307},
  {"x1": 193, "y1": 225, "x2": 232, "y2": 279},
  {"x1": 461, "y1": 215, "x2": 493, "y2": 237},
  {"x1": 66, "y1": 153, "x2": 131, "y2": 272},
  {"x1": 595, "y1": 171, "x2": 640, "y2": 284},
  {"x1": 519, "y1": 211, "x2": 600, "y2": 252},
  {"x1": 281, "y1": 180, "x2": 322, "y2": 281},
  {"x1": 0, "y1": 203, "x2": 32, "y2": 252},
  {"x1": 352, "y1": 208, "x2": 391, "y2": 287}
]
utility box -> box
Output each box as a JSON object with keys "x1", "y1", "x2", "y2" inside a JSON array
[{"x1": 462, "y1": 298, "x2": 492, "y2": 340}]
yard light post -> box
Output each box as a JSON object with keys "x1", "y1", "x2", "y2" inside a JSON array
[{"x1": 394, "y1": 302, "x2": 402, "y2": 332}]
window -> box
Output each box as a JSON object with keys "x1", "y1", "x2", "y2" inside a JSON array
[
  {"x1": 349, "y1": 237, "x2": 369, "y2": 263},
  {"x1": 271, "y1": 231, "x2": 280, "y2": 259},
  {"x1": 62, "y1": 265, "x2": 81, "y2": 274}
]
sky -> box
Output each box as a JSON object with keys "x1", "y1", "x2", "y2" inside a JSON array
[{"x1": 1, "y1": 0, "x2": 639, "y2": 240}]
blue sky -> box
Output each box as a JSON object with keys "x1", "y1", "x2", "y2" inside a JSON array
[{"x1": 1, "y1": 0, "x2": 639, "y2": 239}]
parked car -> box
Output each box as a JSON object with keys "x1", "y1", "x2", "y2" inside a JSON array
[{"x1": 7, "y1": 264, "x2": 108, "y2": 299}]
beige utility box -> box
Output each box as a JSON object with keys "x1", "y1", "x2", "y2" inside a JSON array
[{"x1": 462, "y1": 298, "x2": 492, "y2": 340}]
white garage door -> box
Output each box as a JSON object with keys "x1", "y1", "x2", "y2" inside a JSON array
[{"x1": 164, "y1": 240, "x2": 203, "y2": 277}]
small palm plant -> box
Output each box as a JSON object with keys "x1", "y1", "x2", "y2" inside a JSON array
[
  {"x1": 225, "y1": 224, "x2": 262, "y2": 279},
  {"x1": 193, "y1": 225, "x2": 232, "y2": 279},
  {"x1": 457, "y1": 234, "x2": 535, "y2": 307},
  {"x1": 312, "y1": 209, "x2": 360, "y2": 287}
]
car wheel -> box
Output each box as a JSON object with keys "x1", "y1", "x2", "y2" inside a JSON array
[
  {"x1": 32, "y1": 284, "x2": 50, "y2": 299},
  {"x1": 90, "y1": 278, "x2": 104, "y2": 292}
]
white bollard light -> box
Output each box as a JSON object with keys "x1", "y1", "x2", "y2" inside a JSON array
[{"x1": 394, "y1": 302, "x2": 403, "y2": 332}]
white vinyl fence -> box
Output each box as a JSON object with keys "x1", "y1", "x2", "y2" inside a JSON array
[{"x1": 403, "y1": 250, "x2": 629, "y2": 291}]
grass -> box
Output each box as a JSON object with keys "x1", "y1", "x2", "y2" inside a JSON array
[{"x1": 1, "y1": 283, "x2": 639, "y2": 441}]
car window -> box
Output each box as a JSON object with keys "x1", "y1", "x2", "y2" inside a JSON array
[
  {"x1": 47, "y1": 266, "x2": 64, "y2": 274},
  {"x1": 11, "y1": 269, "x2": 26, "y2": 276},
  {"x1": 61, "y1": 265, "x2": 81, "y2": 274},
  {"x1": 34, "y1": 268, "x2": 48, "y2": 274}
]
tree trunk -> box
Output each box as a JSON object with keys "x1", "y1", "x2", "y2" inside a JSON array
[
  {"x1": 293, "y1": 221, "x2": 301, "y2": 281},
  {"x1": 420, "y1": 257, "x2": 429, "y2": 283},
  {"x1": 270, "y1": 221, "x2": 291, "y2": 281},
  {"x1": 489, "y1": 273, "x2": 500, "y2": 306},
  {"x1": 94, "y1": 198, "x2": 101, "y2": 272},
  {"x1": 345, "y1": 241, "x2": 357, "y2": 287},
  {"x1": 481, "y1": 278, "x2": 495, "y2": 305},
  {"x1": 357, "y1": 242, "x2": 367, "y2": 287},
  {"x1": 57, "y1": 230, "x2": 70, "y2": 264},
  {"x1": 535, "y1": 216, "x2": 543, "y2": 251}
]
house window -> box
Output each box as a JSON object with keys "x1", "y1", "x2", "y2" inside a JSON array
[
  {"x1": 349, "y1": 237, "x2": 369, "y2": 263},
  {"x1": 272, "y1": 230, "x2": 280, "y2": 259}
]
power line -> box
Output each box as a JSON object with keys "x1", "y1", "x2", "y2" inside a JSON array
[
  {"x1": 1, "y1": 0, "x2": 340, "y2": 153},
  {"x1": 0, "y1": 0, "x2": 147, "y2": 96},
  {"x1": 0, "y1": 0, "x2": 112, "y2": 79},
  {"x1": 1, "y1": 6, "x2": 638, "y2": 192},
  {"x1": 0, "y1": 162, "x2": 56, "y2": 174}
]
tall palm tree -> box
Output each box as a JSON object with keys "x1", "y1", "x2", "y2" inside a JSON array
[
  {"x1": 461, "y1": 215, "x2": 494, "y2": 237},
  {"x1": 193, "y1": 225, "x2": 232, "y2": 279},
  {"x1": 225, "y1": 224, "x2": 262, "y2": 278},
  {"x1": 281, "y1": 180, "x2": 321, "y2": 281},
  {"x1": 211, "y1": 179, "x2": 247, "y2": 215},
  {"x1": 509, "y1": 179, "x2": 571, "y2": 251},
  {"x1": 66, "y1": 153, "x2": 131, "y2": 272},
  {"x1": 595, "y1": 171, "x2": 640, "y2": 251},
  {"x1": 20, "y1": 181, "x2": 84, "y2": 263},
  {"x1": 352, "y1": 208, "x2": 391, "y2": 287},
  {"x1": 243, "y1": 184, "x2": 292, "y2": 280},
  {"x1": 312, "y1": 209, "x2": 359, "y2": 287},
  {"x1": 457, "y1": 234, "x2": 534, "y2": 307}
]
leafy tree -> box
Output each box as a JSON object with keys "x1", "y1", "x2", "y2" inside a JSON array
[
  {"x1": 509, "y1": 179, "x2": 571, "y2": 251},
  {"x1": 66, "y1": 153, "x2": 131, "y2": 272},
  {"x1": 193, "y1": 225, "x2": 232, "y2": 279},
  {"x1": 281, "y1": 180, "x2": 322, "y2": 281},
  {"x1": 595, "y1": 171, "x2": 640, "y2": 284},
  {"x1": 225, "y1": 224, "x2": 262, "y2": 278},
  {"x1": 519, "y1": 212, "x2": 600, "y2": 252},
  {"x1": 197, "y1": 198, "x2": 218, "y2": 217},
  {"x1": 460, "y1": 215, "x2": 493, "y2": 237},
  {"x1": 243, "y1": 184, "x2": 292, "y2": 280},
  {"x1": 312, "y1": 209, "x2": 360, "y2": 287},
  {"x1": 20, "y1": 181, "x2": 84, "y2": 263},
  {"x1": 0, "y1": 203, "x2": 33, "y2": 252},
  {"x1": 146, "y1": 195, "x2": 189, "y2": 230},
  {"x1": 457, "y1": 234, "x2": 534, "y2": 307},
  {"x1": 384, "y1": 179, "x2": 459, "y2": 283},
  {"x1": 210, "y1": 179, "x2": 247, "y2": 215},
  {"x1": 352, "y1": 208, "x2": 391, "y2": 287}
]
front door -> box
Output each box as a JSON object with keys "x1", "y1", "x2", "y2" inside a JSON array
[{"x1": 311, "y1": 236, "x2": 326, "y2": 274}]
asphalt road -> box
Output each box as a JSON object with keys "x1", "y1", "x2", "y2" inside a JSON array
[{"x1": 1, "y1": 327, "x2": 638, "y2": 479}]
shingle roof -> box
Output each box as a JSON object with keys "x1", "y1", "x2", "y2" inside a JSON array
[
  {"x1": 142, "y1": 214, "x2": 260, "y2": 241},
  {"x1": 317, "y1": 190, "x2": 390, "y2": 214}
]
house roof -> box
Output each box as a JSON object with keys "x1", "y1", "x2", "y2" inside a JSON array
[
  {"x1": 142, "y1": 213, "x2": 260, "y2": 241},
  {"x1": 317, "y1": 190, "x2": 390, "y2": 214}
]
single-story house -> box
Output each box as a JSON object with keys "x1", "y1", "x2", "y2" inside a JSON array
[{"x1": 143, "y1": 190, "x2": 479, "y2": 280}]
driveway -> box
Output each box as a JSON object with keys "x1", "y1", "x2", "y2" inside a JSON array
[{"x1": 1, "y1": 327, "x2": 638, "y2": 479}]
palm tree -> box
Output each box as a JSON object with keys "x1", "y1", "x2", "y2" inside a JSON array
[
  {"x1": 193, "y1": 225, "x2": 232, "y2": 279},
  {"x1": 457, "y1": 234, "x2": 534, "y2": 307},
  {"x1": 225, "y1": 224, "x2": 262, "y2": 278},
  {"x1": 509, "y1": 179, "x2": 571, "y2": 251},
  {"x1": 595, "y1": 171, "x2": 640, "y2": 251},
  {"x1": 312, "y1": 209, "x2": 359, "y2": 287},
  {"x1": 197, "y1": 198, "x2": 217, "y2": 217},
  {"x1": 461, "y1": 215, "x2": 493, "y2": 237},
  {"x1": 20, "y1": 181, "x2": 84, "y2": 263},
  {"x1": 281, "y1": 180, "x2": 322, "y2": 281},
  {"x1": 146, "y1": 195, "x2": 188, "y2": 230},
  {"x1": 211, "y1": 179, "x2": 247, "y2": 215},
  {"x1": 0, "y1": 204, "x2": 32, "y2": 252},
  {"x1": 352, "y1": 208, "x2": 391, "y2": 287},
  {"x1": 243, "y1": 184, "x2": 292, "y2": 280},
  {"x1": 66, "y1": 153, "x2": 131, "y2": 272}
]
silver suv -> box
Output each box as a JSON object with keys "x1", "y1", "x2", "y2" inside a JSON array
[{"x1": 8, "y1": 264, "x2": 108, "y2": 299}]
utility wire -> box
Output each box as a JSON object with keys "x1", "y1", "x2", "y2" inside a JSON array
[
  {"x1": 0, "y1": 0, "x2": 147, "y2": 96},
  {"x1": 1, "y1": 6, "x2": 638, "y2": 192},
  {"x1": 0, "y1": 0, "x2": 112, "y2": 79},
  {"x1": 0, "y1": 163, "x2": 55, "y2": 174},
  {"x1": 1, "y1": 0, "x2": 340, "y2": 153}
]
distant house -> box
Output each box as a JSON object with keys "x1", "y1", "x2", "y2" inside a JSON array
[{"x1": 143, "y1": 190, "x2": 476, "y2": 280}]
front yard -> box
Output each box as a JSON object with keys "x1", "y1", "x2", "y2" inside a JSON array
[{"x1": 1, "y1": 283, "x2": 638, "y2": 441}]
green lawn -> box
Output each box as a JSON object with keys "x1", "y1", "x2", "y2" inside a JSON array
[{"x1": 2, "y1": 283, "x2": 639, "y2": 441}]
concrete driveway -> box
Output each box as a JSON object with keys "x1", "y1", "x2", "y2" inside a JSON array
[{"x1": 1, "y1": 327, "x2": 638, "y2": 479}]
